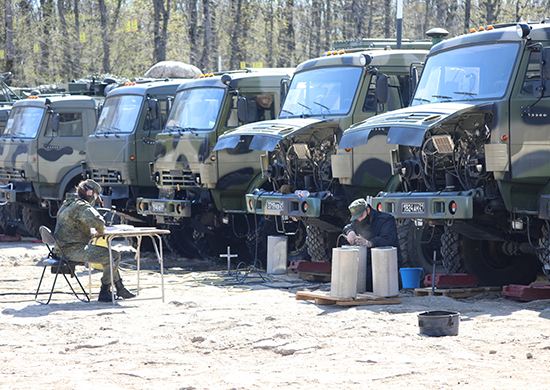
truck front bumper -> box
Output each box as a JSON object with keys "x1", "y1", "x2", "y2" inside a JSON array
[
  {"x1": 374, "y1": 190, "x2": 475, "y2": 220},
  {"x1": 245, "y1": 191, "x2": 322, "y2": 218},
  {"x1": 137, "y1": 198, "x2": 192, "y2": 218}
]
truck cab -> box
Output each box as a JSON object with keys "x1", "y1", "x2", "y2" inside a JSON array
[
  {"x1": 136, "y1": 69, "x2": 292, "y2": 257},
  {"x1": 82, "y1": 79, "x2": 193, "y2": 224},
  {"x1": 215, "y1": 46, "x2": 430, "y2": 262},
  {"x1": 0, "y1": 94, "x2": 102, "y2": 237},
  {"x1": 352, "y1": 23, "x2": 550, "y2": 285}
]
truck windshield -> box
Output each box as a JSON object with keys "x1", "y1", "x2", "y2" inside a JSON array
[
  {"x1": 2, "y1": 106, "x2": 44, "y2": 138},
  {"x1": 412, "y1": 42, "x2": 520, "y2": 105},
  {"x1": 164, "y1": 87, "x2": 224, "y2": 132},
  {"x1": 280, "y1": 66, "x2": 362, "y2": 118},
  {"x1": 95, "y1": 95, "x2": 143, "y2": 134}
]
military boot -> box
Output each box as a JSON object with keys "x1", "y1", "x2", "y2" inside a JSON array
[
  {"x1": 115, "y1": 279, "x2": 136, "y2": 299},
  {"x1": 98, "y1": 283, "x2": 112, "y2": 302}
]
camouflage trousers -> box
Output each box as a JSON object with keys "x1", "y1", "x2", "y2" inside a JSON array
[{"x1": 67, "y1": 245, "x2": 121, "y2": 286}]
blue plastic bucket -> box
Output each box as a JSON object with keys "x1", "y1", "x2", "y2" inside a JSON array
[{"x1": 400, "y1": 267, "x2": 424, "y2": 289}]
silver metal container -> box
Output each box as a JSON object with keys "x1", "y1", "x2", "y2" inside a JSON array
[{"x1": 330, "y1": 247, "x2": 359, "y2": 298}]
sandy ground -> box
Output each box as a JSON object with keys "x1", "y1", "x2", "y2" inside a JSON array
[{"x1": 2, "y1": 237, "x2": 550, "y2": 390}]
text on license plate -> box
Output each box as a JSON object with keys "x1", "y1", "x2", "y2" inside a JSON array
[
  {"x1": 266, "y1": 201, "x2": 284, "y2": 211},
  {"x1": 151, "y1": 202, "x2": 166, "y2": 213},
  {"x1": 402, "y1": 202, "x2": 425, "y2": 213}
]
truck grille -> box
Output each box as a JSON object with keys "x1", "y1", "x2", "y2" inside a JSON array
[
  {"x1": 161, "y1": 170, "x2": 198, "y2": 187},
  {"x1": 0, "y1": 167, "x2": 24, "y2": 181},
  {"x1": 91, "y1": 169, "x2": 120, "y2": 184}
]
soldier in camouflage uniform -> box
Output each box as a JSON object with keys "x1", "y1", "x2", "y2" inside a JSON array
[{"x1": 55, "y1": 179, "x2": 135, "y2": 302}]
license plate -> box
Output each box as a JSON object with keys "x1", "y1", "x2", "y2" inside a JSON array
[
  {"x1": 266, "y1": 200, "x2": 284, "y2": 211},
  {"x1": 402, "y1": 202, "x2": 425, "y2": 213},
  {"x1": 151, "y1": 201, "x2": 166, "y2": 213}
]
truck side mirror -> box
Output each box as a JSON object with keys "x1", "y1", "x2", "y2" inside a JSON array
[
  {"x1": 376, "y1": 74, "x2": 388, "y2": 105},
  {"x1": 280, "y1": 79, "x2": 289, "y2": 105},
  {"x1": 237, "y1": 97, "x2": 248, "y2": 123},
  {"x1": 148, "y1": 98, "x2": 158, "y2": 120},
  {"x1": 166, "y1": 96, "x2": 173, "y2": 114},
  {"x1": 51, "y1": 113, "x2": 60, "y2": 133}
]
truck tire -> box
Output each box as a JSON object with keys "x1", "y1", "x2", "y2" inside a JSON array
[
  {"x1": 1, "y1": 204, "x2": 32, "y2": 237},
  {"x1": 22, "y1": 207, "x2": 56, "y2": 239},
  {"x1": 247, "y1": 217, "x2": 310, "y2": 263},
  {"x1": 306, "y1": 225, "x2": 340, "y2": 262},
  {"x1": 441, "y1": 226, "x2": 540, "y2": 286},
  {"x1": 397, "y1": 220, "x2": 443, "y2": 272},
  {"x1": 537, "y1": 224, "x2": 550, "y2": 277},
  {"x1": 162, "y1": 226, "x2": 200, "y2": 258}
]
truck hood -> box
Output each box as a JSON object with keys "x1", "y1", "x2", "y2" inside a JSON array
[
  {"x1": 213, "y1": 118, "x2": 333, "y2": 152},
  {"x1": 338, "y1": 102, "x2": 495, "y2": 149}
]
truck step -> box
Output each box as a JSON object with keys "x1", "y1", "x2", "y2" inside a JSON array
[
  {"x1": 502, "y1": 285, "x2": 550, "y2": 302},
  {"x1": 423, "y1": 273, "x2": 478, "y2": 288}
]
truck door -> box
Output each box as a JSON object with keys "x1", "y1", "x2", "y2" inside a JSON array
[
  {"x1": 509, "y1": 49, "x2": 550, "y2": 185},
  {"x1": 37, "y1": 110, "x2": 87, "y2": 198}
]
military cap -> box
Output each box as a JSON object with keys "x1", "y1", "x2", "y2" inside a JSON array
[
  {"x1": 84, "y1": 179, "x2": 102, "y2": 194},
  {"x1": 349, "y1": 198, "x2": 368, "y2": 221}
]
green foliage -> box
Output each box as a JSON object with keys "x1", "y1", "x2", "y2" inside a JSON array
[{"x1": 1, "y1": 0, "x2": 549, "y2": 87}]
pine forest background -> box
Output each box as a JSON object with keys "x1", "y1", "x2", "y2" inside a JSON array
[{"x1": 0, "y1": 0, "x2": 548, "y2": 87}]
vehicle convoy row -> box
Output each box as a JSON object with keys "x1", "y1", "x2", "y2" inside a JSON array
[
  {"x1": 0, "y1": 77, "x2": 193, "y2": 238},
  {"x1": 135, "y1": 35, "x2": 446, "y2": 263},
  {"x1": 210, "y1": 34, "x2": 446, "y2": 265},
  {"x1": 348, "y1": 22, "x2": 550, "y2": 286}
]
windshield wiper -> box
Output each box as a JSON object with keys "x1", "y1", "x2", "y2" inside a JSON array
[
  {"x1": 95, "y1": 127, "x2": 121, "y2": 138},
  {"x1": 314, "y1": 101, "x2": 331, "y2": 119},
  {"x1": 281, "y1": 109, "x2": 294, "y2": 119},
  {"x1": 413, "y1": 97, "x2": 430, "y2": 104},
  {"x1": 298, "y1": 102, "x2": 313, "y2": 117},
  {"x1": 454, "y1": 92, "x2": 477, "y2": 100},
  {"x1": 432, "y1": 95, "x2": 453, "y2": 101}
]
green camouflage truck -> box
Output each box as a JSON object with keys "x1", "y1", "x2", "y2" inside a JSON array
[
  {"x1": 82, "y1": 79, "x2": 195, "y2": 238},
  {"x1": 214, "y1": 42, "x2": 438, "y2": 264},
  {"x1": 0, "y1": 81, "x2": 110, "y2": 238},
  {"x1": 354, "y1": 23, "x2": 550, "y2": 286},
  {"x1": 135, "y1": 69, "x2": 292, "y2": 258}
]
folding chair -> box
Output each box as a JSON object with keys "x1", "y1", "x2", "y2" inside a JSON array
[{"x1": 35, "y1": 226, "x2": 90, "y2": 304}]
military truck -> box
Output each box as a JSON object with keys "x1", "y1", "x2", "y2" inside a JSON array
[
  {"x1": 81, "y1": 79, "x2": 195, "y2": 242},
  {"x1": 135, "y1": 69, "x2": 293, "y2": 258},
  {"x1": 214, "y1": 40, "x2": 439, "y2": 264},
  {"x1": 0, "y1": 88, "x2": 107, "y2": 238},
  {"x1": 351, "y1": 23, "x2": 550, "y2": 286}
]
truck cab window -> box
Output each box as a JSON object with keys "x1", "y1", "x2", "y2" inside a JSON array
[{"x1": 45, "y1": 112, "x2": 83, "y2": 137}]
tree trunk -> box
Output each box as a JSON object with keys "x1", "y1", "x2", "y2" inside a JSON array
[
  {"x1": 4, "y1": 0, "x2": 14, "y2": 76},
  {"x1": 278, "y1": 0, "x2": 295, "y2": 67},
  {"x1": 229, "y1": 0, "x2": 243, "y2": 70},
  {"x1": 153, "y1": 0, "x2": 170, "y2": 63},
  {"x1": 310, "y1": 0, "x2": 321, "y2": 58},
  {"x1": 324, "y1": 0, "x2": 331, "y2": 50},
  {"x1": 464, "y1": 0, "x2": 471, "y2": 33},
  {"x1": 99, "y1": 0, "x2": 110, "y2": 73},
  {"x1": 73, "y1": 0, "x2": 80, "y2": 77},
  {"x1": 265, "y1": 0, "x2": 274, "y2": 66},
  {"x1": 188, "y1": 0, "x2": 198, "y2": 65},
  {"x1": 384, "y1": 0, "x2": 391, "y2": 38},
  {"x1": 201, "y1": 0, "x2": 212, "y2": 71}
]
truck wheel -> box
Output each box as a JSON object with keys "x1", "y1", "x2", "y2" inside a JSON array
[
  {"x1": 537, "y1": 224, "x2": 550, "y2": 277},
  {"x1": 1, "y1": 204, "x2": 31, "y2": 236},
  {"x1": 247, "y1": 217, "x2": 310, "y2": 263},
  {"x1": 306, "y1": 225, "x2": 340, "y2": 262},
  {"x1": 442, "y1": 226, "x2": 540, "y2": 286},
  {"x1": 162, "y1": 226, "x2": 200, "y2": 258},
  {"x1": 440, "y1": 226, "x2": 467, "y2": 274},
  {"x1": 22, "y1": 207, "x2": 56, "y2": 239},
  {"x1": 398, "y1": 220, "x2": 442, "y2": 273}
]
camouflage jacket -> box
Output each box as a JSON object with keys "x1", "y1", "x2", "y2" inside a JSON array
[{"x1": 54, "y1": 194, "x2": 105, "y2": 255}]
